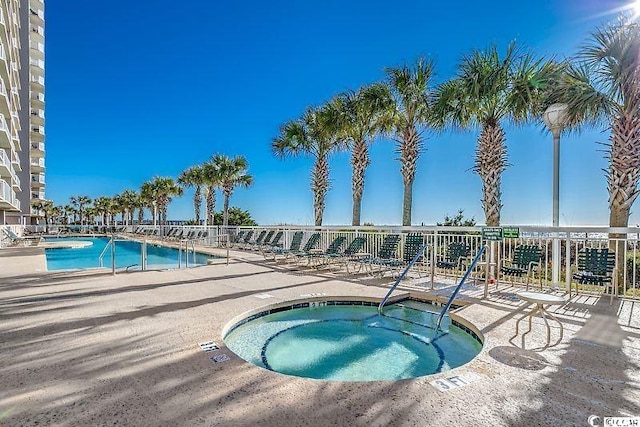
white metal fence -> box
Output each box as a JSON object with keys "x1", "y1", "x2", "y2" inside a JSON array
[{"x1": 6, "y1": 223, "x2": 640, "y2": 300}]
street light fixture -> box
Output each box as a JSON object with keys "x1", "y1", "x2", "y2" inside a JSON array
[{"x1": 543, "y1": 103, "x2": 569, "y2": 287}]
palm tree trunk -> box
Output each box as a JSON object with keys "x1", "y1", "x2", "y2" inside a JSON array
[
  {"x1": 351, "y1": 138, "x2": 370, "y2": 226},
  {"x1": 194, "y1": 187, "x2": 201, "y2": 224},
  {"x1": 138, "y1": 208, "x2": 144, "y2": 226},
  {"x1": 223, "y1": 191, "x2": 230, "y2": 227},
  {"x1": 400, "y1": 127, "x2": 420, "y2": 226},
  {"x1": 607, "y1": 111, "x2": 640, "y2": 285},
  {"x1": 312, "y1": 156, "x2": 329, "y2": 226},
  {"x1": 474, "y1": 123, "x2": 507, "y2": 227},
  {"x1": 206, "y1": 185, "x2": 216, "y2": 226}
]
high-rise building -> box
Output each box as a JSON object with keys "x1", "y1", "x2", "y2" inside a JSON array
[{"x1": 0, "y1": 0, "x2": 45, "y2": 225}]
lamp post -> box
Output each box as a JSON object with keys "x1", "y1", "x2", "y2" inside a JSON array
[{"x1": 543, "y1": 103, "x2": 569, "y2": 287}]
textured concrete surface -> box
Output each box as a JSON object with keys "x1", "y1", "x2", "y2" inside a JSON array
[{"x1": 0, "y1": 245, "x2": 639, "y2": 426}]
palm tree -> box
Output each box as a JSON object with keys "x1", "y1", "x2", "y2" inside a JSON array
[
  {"x1": 140, "y1": 181, "x2": 158, "y2": 226},
  {"x1": 385, "y1": 59, "x2": 436, "y2": 226},
  {"x1": 433, "y1": 44, "x2": 548, "y2": 226},
  {"x1": 273, "y1": 106, "x2": 343, "y2": 226},
  {"x1": 142, "y1": 177, "x2": 183, "y2": 231},
  {"x1": 70, "y1": 195, "x2": 92, "y2": 226},
  {"x1": 546, "y1": 18, "x2": 640, "y2": 229},
  {"x1": 116, "y1": 190, "x2": 138, "y2": 226},
  {"x1": 330, "y1": 83, "x2": 394, "y2": 226},
  {"x1": 210, "y1": 154, "x2": 254, "y2": 227},
  {"x1": 178, "y1": 165, "x2": 206, "y2": 224},
  {"x1": 202, "y1": 161, "x2": 221, "y2": 226},
  {"x1": 93, "y1": 197, "x2": 114, "y2": 226},
  {"x1": 31, "y1": 199, "x2": 54, "y2": 232}
]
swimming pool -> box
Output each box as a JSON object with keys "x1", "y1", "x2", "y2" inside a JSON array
[
  {"x1": 223, "y1": 299, "x2": 482, "y2": 381},
  {"x1": 45, "y1": 237, "x2": 213, "y2": 271}
]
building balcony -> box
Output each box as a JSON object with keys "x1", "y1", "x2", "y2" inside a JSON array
[
  {"x1": 11, "y1": 147, "x2": 20, "y2": 171},
  {"x1": 0, "y1": 114, "x2": 10, "y2": 148},
  {"x1": 31, "y1": 126, "x2": 44, "y2": 142},
  {"x1": 30, "y1": 142, "x2": 44, "y2": 154},
  {"x1": 30, "y1": 92, "x2": 45, "y2": 107},
  {"x1": 30, "y1": 8, "x2": 44, "y2": 22},
  {"x1": 31, "y1": 173, "x2": 45, "y2": 187},
  {"x1": 30, "y1": 75, "x2": 44, "y2": 87},
  {"x1": 0, "y1": 178, "x2": 20, "y2": 211},
  {"x1": 30, "y1": 157, "x2": 45, "y2": 172},
  {"x1": 29, "y1": 58, "x2": 44, "y2": 70},
  {"x1": 31, "y1": 25, "x2": 44, "y2": 38},
  {"x1": 31, "y1": 190, "x2": 46, "y2": 201},
  {"x1": 0, "y1": 148, "x2": 10, "y2": 176}
]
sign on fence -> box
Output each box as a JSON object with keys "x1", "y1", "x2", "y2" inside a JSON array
[
  {"x1": 482, "y1": 227, "x2": 503, "y2": 241},
  {"x1": 502, "y1": 227, "x2": 520, "y2": 239}
]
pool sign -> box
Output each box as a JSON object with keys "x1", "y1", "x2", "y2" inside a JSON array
[
  {"x1": 502, "y1": 227, "x2": 520, "y2": 239},
  {"x1": 482, "y1": 227, "x2": 503, "y2": 241}
]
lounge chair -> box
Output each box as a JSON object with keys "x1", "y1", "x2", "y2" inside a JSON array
[
  {"x1": 572, "y1": 247, "x2": 617, "y2": 304},
  {"x1": 327, "y1": 236, "x2": 367, "y2": 272},
  {"x1": 244, "y1": 230, "x2": 266, "y2": 250},
  {"x1": 393, "y1": 233, "x2": 428, "y2": 277},
  {"x1": 356, "y1": 234, "x2": 401, "y2": 276},
  {"x1": 289, "y1": 233, "x2": 322, "y2": 263},
  {"x1": 499, "y1": 244, "x2": 542, "y2": 290},
  {"x1": 230, "y1": 230, "x2": 245, "y2": 247},
  {"x1": 2, "y1": 228, "x2": 41, "y2": 247},
  {"x1": 252, "y1": 230, "x2": 275, "y2": 250},
  {"x1": 436, "y1": 241, "x2": 471, "y2": 282},
  {"x1": 265, "y1": 231, "x2": 303, "y2": 260},
  {"x1": 303, "y1": 235, "x2": 346, "y2": 268},
  {"x1": 260, "y1": 231, "x2": 283, "y2": 256}
]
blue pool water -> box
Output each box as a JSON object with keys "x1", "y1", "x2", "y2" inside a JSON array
[
  {"x1": 45, "y1": 237, "x2": 213, "y2": 271},
  {"x1": 224, "y1": 300, "x2": 482, "y2": 381}
]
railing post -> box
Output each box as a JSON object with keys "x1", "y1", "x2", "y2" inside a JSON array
[
  {"x1": 141, "y1": 239, "x2": 147, "y2": 271},
  {"x1": 564, "y1": 233, "x2": 571, "y2": 292},
  {"x1": 430, "y1": 230, "x2": 437, "y2": 290},
  {"x1": 111, "y1": 233, "x2": 116, "y2": 275},
  {"x1": 552, "y1": 232, "x2": 561, "y2": 287}
]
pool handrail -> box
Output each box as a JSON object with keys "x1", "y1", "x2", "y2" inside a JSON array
[
  {"x1": 435, "y1": 245, "x2": 486, "y2": 331},
  {"x1": 378, "y1": 242, "x2": 430, "y2": 314}
]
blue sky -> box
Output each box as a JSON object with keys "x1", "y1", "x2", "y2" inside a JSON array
[{"x1": 45, "y1": 0, "x2": 635, "y2": 226}]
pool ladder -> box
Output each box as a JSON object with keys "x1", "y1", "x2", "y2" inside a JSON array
[
  {"x1": 434, "y1": 245, "x2": 486, "y2": 331},
  {"x1": 98, "y1": 234, "x2": 149, "y2": 274},
  {"x1": 378, "y1": 243, "x2": 430, "y2": 314}
]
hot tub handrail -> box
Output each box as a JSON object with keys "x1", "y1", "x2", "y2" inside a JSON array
[
  {"x1": 378, "y1": 243, "x2": 430, "y2": 314},
  {"x1": 435, "y1": 245, "x2": 486, "y2": 331}
]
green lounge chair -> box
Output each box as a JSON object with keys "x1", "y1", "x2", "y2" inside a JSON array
[
  {"x1": 306, "y1": 236, "x2": 347, "y2": 268},
  {"x1": 436, "y1": 241, "x2": 471, "y2": 282},
  {"x1": 499, "y1": 245, "x2": 542, "y2": 290},
  {"x1": 572, "y1": 248, "x2": 617, "y2": 304},
  {"x1": 265, "y1": 231, "x2": 303, "y2": 260},
  {"x1": 357, "y1": 234, "x2": 401, "y2": 276},
  {"x1": 289, "y1": 233, "x2": 321, "y2": 262}
]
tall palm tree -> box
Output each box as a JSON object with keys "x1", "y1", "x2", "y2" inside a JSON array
[
  {"x1": 273, "y1": 106, "x2": 343, "y2": 226},
  {"x1": 385, "y1": 59, "x2": 436, "y2": 226},
  {"x1": 140, "y1": 181, "x2": 158, "y2": 226},
  {"x1": 142, "y1": 177, "x2": 183, "y2": 229},
  {"x1": 70, "y1": 195, "x2": 92, "y2": 226},
  {"x1": 93, "y1": 197, "x2": 114, "y2": 226},
  {"x1": 433, "y1": 44, "x2": 548, "y2": 226},
  {"x1": 202, "y1": 161, "x2": 220, "y2": 227},
  {"x1": 546, "y1": 18, "x2": 640, "y2": 229},
  {"x1": 116, "y1": 189, "x2": 138, "y2": 226},
  {"x1": 210, "y1": 154, "x2": 254, "y2": 227},
  {"x1": 178, "y1": 165, "x2": 206, "y2": 224},
  {"x1": 330, "y1": 83, "x2": 394, "y2": 226},
  {"x1": 31, "y1": 199, "x2": 54, "y2": 232}
]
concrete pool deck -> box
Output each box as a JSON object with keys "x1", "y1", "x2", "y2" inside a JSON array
[{"x1": 1, "y1": 245, "x2": 639, "y2": 426}]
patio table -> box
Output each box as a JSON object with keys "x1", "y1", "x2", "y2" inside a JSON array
[{"x1": 514, "y1": 291, "x2": 567, "y2": 347}]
